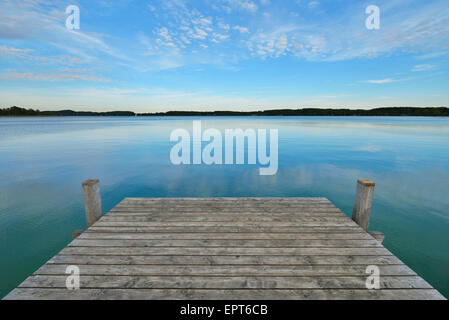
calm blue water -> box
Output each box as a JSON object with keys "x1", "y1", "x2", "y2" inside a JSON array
[{"x1": 0, "y1": 116, "x2": 448, "y2": 298}]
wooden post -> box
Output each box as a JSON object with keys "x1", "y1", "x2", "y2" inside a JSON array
[
  {"x1": 368, "y1": 231, "x2": 385, "y2": 243},
  {"x1": 82, "y1": 179, "x2": 103, "y2": 228},
  {"x1": 352, "y1": 179, "x2": 375, "y2": 231},
  {"x1": 72, "y1": 230, "x2": 84, "y2": 239}
]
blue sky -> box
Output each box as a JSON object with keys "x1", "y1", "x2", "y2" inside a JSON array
[{"x1": 0, "y1": 0, "x2": 448, "y2": 112}]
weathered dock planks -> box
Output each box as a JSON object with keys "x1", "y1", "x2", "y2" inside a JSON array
[{"x1": 4, "y1": 197, "x2": 445, "y2": 300}]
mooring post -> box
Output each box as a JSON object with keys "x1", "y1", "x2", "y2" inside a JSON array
[
  {"x1": 352, "y1": 179, "x2": 375, "y2": 231},
  {"x1": 82, "y1": 179, "x2": 103, "y2": 228},
  {"x1": 368, "y1": 231, "x2": 385, "y2": 243},
  {"x1": 72, "y1": 230, "x2": 84, "y2": 239}
]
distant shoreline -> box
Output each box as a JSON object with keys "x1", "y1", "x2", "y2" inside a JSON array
[{"x1": 1, "y1": 106, "x2": 449, "y2": 117}]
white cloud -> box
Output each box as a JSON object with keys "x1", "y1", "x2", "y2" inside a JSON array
[
  {"x1": 193, "y1": 17, "x2": 213, "y2": 26},
  {"x1": 275, "y1": 35, "x2": 288, "y2": 57},
  {"x1": 244, "y1": 0, "x2": 449, "y2": 62},
  {"x1": 364, "y1": 78, "x2": 411, "y2": 84},
  {"x1": 411, "y1": 64, "x2": 436, "y2": 72},
  {"x1": 0, "y1": 70, "x2": 110, "y2": 82},
  {"x1": 0, "y1": 45, "x2": 85, "y2": 66},
  {"x1": 308, "y1": 1, "x2": 319, "y2": 9},
  {"x1": 0, "y1": 46, "x2": 33, "y2": 58},
  {"x1": 357, "y1": 145, "x2": 382, "y2": 152},
  {"x1": 213, "y1": 33, "x2": 230, "y2": 42},
  {"x1": 139, "y1": 1, "x2": 236, "y2": 64},
  {"x1": 191, "y1": 28, "x2": 208, "y2": 40},
  {"x1": 241, "y1": 2, "x2": 258, "y2": 12},
  {"x1": 1, "y1": 0, "x2": 448, "y2": 76},
  {"x1": 158, "y1": 27, "x2": 172, "y2": 42},
  {"x1": 364, "y1": 79, "x2": 397, "y2": 84},
  {"x1": 233, "y1": 26, "x2": 250, "y2": 34},
  {"x1": 247, "y1": 26, "x2": 301, "y2": 59},
  {"x1": 0, "y1": 0, "x2": 132, "y2": 65},
  {"x1": 415, "y1": 51, "x2": 448, "y2": 60},
  {"x1": 180, "y1": 35, "x2": 191, "y2": 44},
  {"x1": 218, "y1": 22, "x2": 231, "y2": 31},
  {"x1": 221, "y1": 0, "x2": 258, "y2": 12}
]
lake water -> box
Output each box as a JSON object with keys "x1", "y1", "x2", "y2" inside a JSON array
[{"x1": 0, "y1": 116, "x2": 448, "y2": 298}]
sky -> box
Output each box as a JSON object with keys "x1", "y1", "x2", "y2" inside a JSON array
[{"x1": 0, "y1": 0, "x2": 448, "y2": 112}]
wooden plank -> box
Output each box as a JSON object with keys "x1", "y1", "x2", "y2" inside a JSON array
[
  {"x1": 93, "y1": 221, "x2": 359, "y2": 227},
  {"x1": 19, "y1": 275, "x2": 430, "y2": 289},
  {"x1": 118, "y1": 199, "x2": 333, "y2": 205},
  {"x1": 115, "y1": 207, "x2": 336, "y2": 211},
  {"x1": 47, "y1": 254, "x2": 406, "y2": 266},
  {"x1": 112, "y1": 203, "x2": 340, "y2": 208},
  {"x1": 59, "y1": 246, "x2": 393, "y2": 256},
  {"x1": 109, "y1": 208, "x2": 343, "y2": 214},
  {"x1": 114, "y1": 202, "x2": 339, "y2": 206},
  {"x1": 88, "y1": 226, "x2": 364, "y2": 233},
  {"x1": 33, "y1": 264, "x2": 417, "y2": 276},
  {"x1": 117, "y1": 199, "x2": 334, "y2": 204},
  {"x1": 68, "y1": 239, "x2": 382, "y2": 248},
  {"x1": 5, "y1": 288, "x2": 445, "y2": 300},
  {"x1": 99, "y1": 216, "x2": 350, "y2": 222},
  {"x1": 106, "y1": 208, "x2": 345, "y2": 214},
  {"x1": 106, "y1": 210, "x2": 347, "y2": 219},
  {"x1": 79, "y1": 231, "x2": 375, "y2": 240},
  {"x1": 112, "y1": 206, "x2": 337, "y2": 211},
  {"x1": 121, "y1": 197, "x2": 330, "y2": 202}
]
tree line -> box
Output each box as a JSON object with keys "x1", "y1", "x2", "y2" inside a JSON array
[{"x1": 1, "y1": 106, "x2": 448, "y2": 117}]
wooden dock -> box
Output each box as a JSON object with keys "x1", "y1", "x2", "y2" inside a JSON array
[{"x1": 4, "y1": 196, "x2": 445, "y2": 300}]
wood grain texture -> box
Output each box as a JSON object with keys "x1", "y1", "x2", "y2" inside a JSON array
[
  {"x1": 4, "y1": 197, "x2": 445, "y2": 300},
  {"x1": 4, "y1": 288, "x2": 445, "y2": 300}
]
